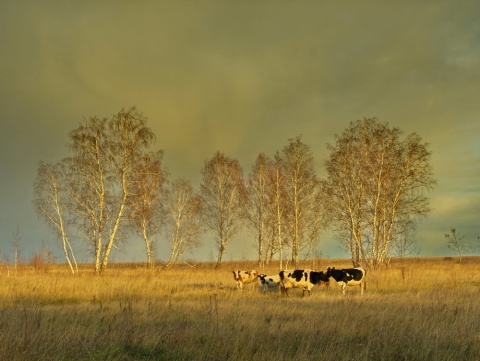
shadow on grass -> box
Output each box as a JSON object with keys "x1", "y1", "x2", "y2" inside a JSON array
[{"x1": 91, "y1": 343, "x2": 168, "y2": 361}]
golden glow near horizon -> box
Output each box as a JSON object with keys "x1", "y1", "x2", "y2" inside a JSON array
[{"x1": 0, "y1": 1, "x2": 479, "y2": 262}]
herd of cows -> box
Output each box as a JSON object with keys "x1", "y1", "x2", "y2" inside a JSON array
[{"x1": 232, "y1": 267, "x2": 366, "y2": 296}]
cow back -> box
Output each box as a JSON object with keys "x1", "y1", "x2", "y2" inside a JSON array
[
  {"x1": 327, "y1": 267, "x2": 365, "y2": 282},
  {"x1": 233, "y1": 270, "x2": 258, "y2": 283},
  {"x1": 280, "y1": 269, "x2": 313, "y2": 286},
  {"x1": 309, "y1": 270, "x2": 330, "y2": 285},
  {"x1": 344, "y1": 268, "x2": 365, "y2": 282}
]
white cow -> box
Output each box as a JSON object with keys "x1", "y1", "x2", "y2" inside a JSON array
[
  {"x1": 326, "y1": 267, "x2": 366, "y2": 295},
  {"x1": 279, "y1": 269, "x2": 330, "y2": 297},
  {"x1": 258, "y1": 274, "x2": 281, "y2": 292}
]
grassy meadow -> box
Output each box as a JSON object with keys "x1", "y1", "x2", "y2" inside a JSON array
[{"x1": 1, "y1": 257, "x2": 479, "y2": 361}]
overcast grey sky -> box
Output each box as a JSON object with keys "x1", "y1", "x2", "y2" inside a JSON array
[{"x1": 1, "y1": 1, "x2": 479, "y2": 263}]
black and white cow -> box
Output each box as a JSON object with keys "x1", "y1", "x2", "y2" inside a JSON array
[
  {"x1": 258, "y1": 274, "x2": 281, "y2": 292},
  {"x1": 232, "y1": 270, "x2": 258, "y2": 290},
  {"x1": 279, "y1": 269, "x2": 330, "y2": 297},
  {"x1": 326, "y1": 267, "x2": 366, "y2": 295}
]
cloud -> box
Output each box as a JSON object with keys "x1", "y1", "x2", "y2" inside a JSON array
[{"x1": 1, "y1": 0, "x2": 479, "y2": 262}]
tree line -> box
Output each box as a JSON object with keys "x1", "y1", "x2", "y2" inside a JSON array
[{"x1": 33, "y1": 107, "x2": 435, "y2": 274}]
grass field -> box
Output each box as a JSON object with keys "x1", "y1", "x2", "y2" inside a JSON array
[{"x1": 1, "y1": 257, "x2": 479, "y2": 361}]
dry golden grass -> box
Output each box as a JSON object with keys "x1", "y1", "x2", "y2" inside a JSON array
[{"x1": 1, "y1": 258, "x2": 479, "y2": 361}]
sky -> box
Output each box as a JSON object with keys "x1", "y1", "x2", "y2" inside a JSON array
[{"x1": 1, "y1": 1, "x2": 479, "y2": 264}]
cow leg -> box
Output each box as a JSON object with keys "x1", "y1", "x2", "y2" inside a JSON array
[
  {"x1": 280, "y1": 283, "x2": 289, "y2": 297},
  {"x1": 302, "y1": 287, "x2": 312, "y2": 297},
  {"x1": 342, "y1": 283, "x2": 346, "y2": 295}
]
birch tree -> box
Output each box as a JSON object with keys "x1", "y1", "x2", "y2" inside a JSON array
[
  {"x1": 128, "y1": 150, "x2": 168, "y2": 268},
  {"x1": 324, "y1": 118, "x2": 435, "y2": 268},
  {"x1": 245, "y1": 153, "x2": 272, "y2": 266},
  {"x1": 200, "y1": 151, "x2": 247, "y2": 268},
  {"x1": 323, "y1": 125, "x2": 368, "y2": 266},
  {"x1": 164, "y1": 178, "x2": 203, "y2": 269},
  {"x1": 445, "y1": 228, "x2": 471, "y2": 262},
  {"x1": 267, "y1": 151, "x2": 288, "y2": 269},
  {"x1": 11, "y1": 226, "x2": 22, "y2": 274},
  {"x1": 34, "y1": 107, "x2": 157, "y2": 274},
  {"x1": 33, "y1": 160, "x2": 78, "y2": 274},
  {"x1": 70, "y1": 107, "x2": 156, "y2": 273},
  {"x1": 281, "y1": 136, "x2": 322, "y2": 267}
]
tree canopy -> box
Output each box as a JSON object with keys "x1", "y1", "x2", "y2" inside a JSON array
[{"x1": 323, "y1": 118, "x2": 435, "y2": 268}]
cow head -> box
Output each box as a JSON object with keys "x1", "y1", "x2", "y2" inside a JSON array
[
  {"x1": 326, "y1": 267, "x2": 335, "y2": 278},
  {"x1": 232, "y1": 270, "x2": 240, "y2": 281},
  {"x1": 311, "y1": 270, "x2": 330, "y2": 285}
]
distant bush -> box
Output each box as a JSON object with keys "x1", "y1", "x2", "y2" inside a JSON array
[{"x1": 28, "y1": 246, "x2": 55, "y2": 272}]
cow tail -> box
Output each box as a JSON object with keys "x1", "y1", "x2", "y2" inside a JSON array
[
  {"x1": 363, "y1": 268, "x2": 367, "y2": 290},
  {"x1": 278, "y1": 271, "x2": 287, "y2": 295}
]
